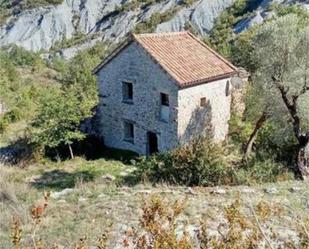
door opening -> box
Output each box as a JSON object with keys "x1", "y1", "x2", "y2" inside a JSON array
[{"x1": 147, "y1": 132, "x2": 158, "y2": 155}]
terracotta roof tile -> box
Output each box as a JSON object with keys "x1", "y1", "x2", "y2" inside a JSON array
[{"x1": 93, "y1": 32, "x2": 237, "y2": 87}]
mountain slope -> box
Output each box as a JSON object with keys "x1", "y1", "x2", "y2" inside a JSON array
[
  {"x1": 1, "y1": 0, "x2": 308, "y2": 58},
  {"x1": 0, "y1": 0, "x2": 235, "y2": 53}
]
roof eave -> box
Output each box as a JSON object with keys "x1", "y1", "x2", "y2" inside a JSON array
[{"x1": 177, "y1": 71, "x2": 237, "y2": 89}]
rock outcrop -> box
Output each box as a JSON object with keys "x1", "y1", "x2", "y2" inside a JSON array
[
  {"x1": 0, "y1": 0, "x2": 235, "y2": 55},
  {"x1": 1, "y1": 0, "x2": 308, "y2": 57},
  {"x1": 233, "y1": 0, "x2": 309, "y2": 33}
]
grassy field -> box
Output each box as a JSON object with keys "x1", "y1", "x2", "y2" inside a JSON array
[{"x1": 0, "y1": 157, "x2": 309, "y2": 248}]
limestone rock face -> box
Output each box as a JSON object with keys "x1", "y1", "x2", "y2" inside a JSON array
[
  {"x1": 1, "y1": 0, "x2": 308, "y2": 56},
  {"x1": 0, "y1": 0, "x2": 235, "y2": 53},
  {"x1": 156, "y1": 0, "x2": 235, "y2": 34},
  {"x1": 233, "y1": 0, "x2": 309, "y2": 33}
]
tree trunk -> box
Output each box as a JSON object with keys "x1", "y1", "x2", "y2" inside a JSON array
[
  {"x1": 68, "y1": 144, "x2": 74, "y2": 159},
  {"x1": 271, "y1": 77, "x2": 308, "y2": 179},
  {"x1": 297, "y1": 133, "x2": 309, "y2": 180},
  {"x1": 56, "y1": 149, "x2": 61, "y2": 162},
  {"x1": 244, "y1": 112, "x2": 267, "y2": 161}
]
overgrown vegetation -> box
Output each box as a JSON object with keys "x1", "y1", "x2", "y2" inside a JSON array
[
  {"x1": 114, "y1": 0, "x2": 194, "y2": 13},
  {"x1": 206, "y1": 0, "x2": 309, "y2": 65},
  {"x1": 133, "y1": 138, "x2": 293, "y2": 186},
  {"x1": 134, "y1": 8, "x2": 179, "y2": 33},
  {"x1": 0, "y1": 43, "x2": 107, "y2": 158},
  {"x1": 115, "y1": 0, "x2": 165, "y2": 12},
  {"x1": 7, "y1": 193, "x2": 309, "y2": 248},
  {"x1": 206, "y1": 0, "x2": 254, "y2": 58},
  {"x1": 51, "y1": 33, "x2": 101, "y2": 51},
  {"x1": 0, "y1": 46, "x2": 54, "y2": 133},
  {"x1": 1, "y1": 1, "x2": 309, "y2": 248},
  {"x1": 1, "y1": 0, "x2": 308, "y2": 186}
]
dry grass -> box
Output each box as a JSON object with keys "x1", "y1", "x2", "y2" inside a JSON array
[{"x1": 0, "y1": 161, "x2": 309, "y2": 248}]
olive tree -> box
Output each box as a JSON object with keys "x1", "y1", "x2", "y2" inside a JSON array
[{"x1": 252, "y1": 14, "x2": 309, "y2": 178}]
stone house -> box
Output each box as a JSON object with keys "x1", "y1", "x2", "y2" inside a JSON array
[{"x1": 93, "y1": 32, "x2": 238, "y2": 155}]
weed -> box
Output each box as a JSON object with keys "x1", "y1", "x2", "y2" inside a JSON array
[{"x1": 9, "y1": 193, "x2": 309, "y2": 248}]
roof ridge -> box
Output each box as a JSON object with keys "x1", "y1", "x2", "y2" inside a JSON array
[
  {"x1": 132, "y1": 31, "x2": 189, "y2": 38},
  {"x1": 93, "y1": 32, "x2": 238, "y2": 87}
]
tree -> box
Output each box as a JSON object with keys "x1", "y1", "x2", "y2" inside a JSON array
[
  {"x1": 30, "y1": 42, "x2": 107, "y2": 159},
  {"x1": 30, "y1": 86, "x2": 93, "y2": 159},
  {"x1": 63, "y1": 42, "x2": 106, "y2": 103},
  {"x1": 251, "y1": 14, "x2": 309, "y2": 178}
]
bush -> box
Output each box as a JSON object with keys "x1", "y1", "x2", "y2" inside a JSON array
[
  {"x1": 233, "y1": 158, "x2": 294, "y2": 185},
  {"x1": 206, "y1": 0, "x2": 249, "y2": 58},
  {"x1": 133, "y1": 137, "x2": 295, "y2": 186},
  {"x1": 0, "y1": 109, "x2": 21, "y2": 133},
  {"x1": 133, "y1": 138, "x2": 236, "y2": 186},
  {"x1": 134, "y1": 9, "x2": 178, "y2": 33},
  {"x1": 7, "y1": 46, "x2": 44, "y2": 69}
]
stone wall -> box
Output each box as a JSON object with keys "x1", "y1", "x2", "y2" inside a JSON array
[
  {"x1": 177, "y1": 78, "x2": 232, "y2": 143},
  {"x1": 96, "y1": 41, "x2": 179, "y2": 155},
  {"x1": 96, "y1": 42, "x2": 233, "y2": 154}
]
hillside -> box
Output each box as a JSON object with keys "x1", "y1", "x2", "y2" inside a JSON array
[
  {"x1": 1, "y1": 0, "x2": 309, "y2": 58},
  {"x1": 0, "y1": 0, "x2": 234, "y2": 55},
  {"x1": 1, "y1": 160, "x2": 309, "y2": 249},
  {"x1": 1, "y1": 1, "x2": 309, "y2": 247}
]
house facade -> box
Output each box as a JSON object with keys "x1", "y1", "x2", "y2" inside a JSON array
[{"x1": 93, "y1": 32, "x2": 237, "y2": 155}]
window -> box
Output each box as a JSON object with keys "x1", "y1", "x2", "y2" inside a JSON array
[
  {"x1": 225, "y1": 80, "x2": 231, "y2": 96},
  {"x1": 200, "y1": 97, "x2": 207, "y2": 107},
  {"x1": 122, "y1": 82, "x2": 133, "y2": 102},
  {"x1": 123, "y1": 121, "x2": 134, "y2": 143},
  {"x1": 160, "y1": 93, "x2": 169, "y2": 106},
  {"x1": 160, "y1": 93, "x2": 170, "y2": 122}
]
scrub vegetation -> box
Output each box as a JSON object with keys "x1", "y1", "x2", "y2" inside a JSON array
[{"x1": 0, "y1": 0, "x2": 309, "y2": 247}]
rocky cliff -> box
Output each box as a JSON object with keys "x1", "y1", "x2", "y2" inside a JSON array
[
  {"x1": 0, "y1": 0, "x2": 235, "y2": 54},
  {"x1": 0, "y1": 0, "x2": 307, "y2": 57}
]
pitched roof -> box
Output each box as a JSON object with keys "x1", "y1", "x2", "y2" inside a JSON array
[{"x1": 93, "y1": 32, "x2": 237, "y2": 88}]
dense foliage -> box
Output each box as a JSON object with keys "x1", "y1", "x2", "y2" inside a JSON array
[
  {"x1": 133, "y1": 138, "x2": 292, "y2": 186},
  {"x1": 0, "y1": 47, "x2": 49, "y2": 133},
  {"x1": 0, "y1": 43, "x2": 106, "y2": 157},
  {"x1": 207, "y1": 0, "x2": 309, "y2": 70},
  {"x1": 30, "y1": 87, "x2": 93, "y2": 159},
  {"x1": 251, "y1": 14, "x2": 309, "y2": 177}
]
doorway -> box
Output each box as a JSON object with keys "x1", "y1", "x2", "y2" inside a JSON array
[{"x1": 147, "y1": 132, "x2": 158, "y2": 155}]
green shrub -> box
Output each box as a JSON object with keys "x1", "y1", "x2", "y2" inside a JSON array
[
  {"x1": 269, "y1": 3, "x2": 309, "y2": 21},
  {"x1": 228, "y1": 113, "x2": 253, "y2": 146},
  {"x1": 133, "y1": 136, "x2": 295, "y2": 186},
  {"x1": 0, "y1": 114, "x2": 10, "y2": 133},
  {"x1": 134, "y1": 9, "x2": 178, "y2": 33},
  {"x1": 206, "y1": 0, "x2": 249, "y2": 58},
  {"x1": 134, "y1": 138, "x2": 236, "y2": 186},
  {"x1": 233, "y1": 158, "x2": 294, "y2": 185},
  {"x1": 0, "y1": 108, "x2": 25, "y2": 133},
  {"x1": 7, "y1": 46, "x2": 44, "y2": 70}
]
